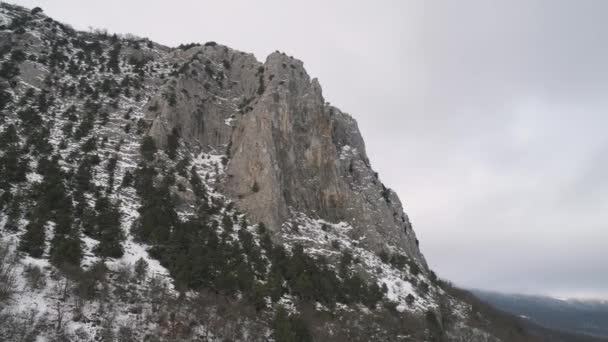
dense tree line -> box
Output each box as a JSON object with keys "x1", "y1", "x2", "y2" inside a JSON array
[
  {"x1": 18, "y1": 156, "x2": 82, "y2": 270},
  {"x1": 0, "y1": 124, "x2": 28, "y2": 188}
]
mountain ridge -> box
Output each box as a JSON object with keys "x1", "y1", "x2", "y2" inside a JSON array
[{"x1": 472, "y1": 289, "x2": 608, "y2": 339}]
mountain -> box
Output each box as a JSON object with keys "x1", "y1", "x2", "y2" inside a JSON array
[
  {"x1": 472, "y1": 290, "x2": 608, "y2": 340},
  {"x1": 0, "y1": 3, "x2": 558, "y2": 341}
]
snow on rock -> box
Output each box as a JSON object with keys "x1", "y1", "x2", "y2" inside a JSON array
[{"x1": 281, "y1": 211, "x2": 438, "y2": 314}]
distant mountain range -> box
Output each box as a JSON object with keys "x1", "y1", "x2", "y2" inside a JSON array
[{"x1": 472, "y1": 289, "x2": 608, "y2": 340}]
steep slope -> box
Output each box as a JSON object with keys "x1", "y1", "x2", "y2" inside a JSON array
[{"x1": 0, "y1": 3, "x2": 541, "y2": 341}]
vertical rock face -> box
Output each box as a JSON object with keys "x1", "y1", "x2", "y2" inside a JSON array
[
  {"x1": 145, "y1": 46, "x2": 261, "y2": 151},
  {"x1": 146, "y1": 49, "x2": 426, "y2": 266}
]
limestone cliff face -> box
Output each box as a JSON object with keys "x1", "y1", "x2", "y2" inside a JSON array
[
  {"x1": 145, "y1": 45, "x2": 260, "y2": 150},
  {"x1": 146, "y1": 46, "x2": 426, "y2": 267}
]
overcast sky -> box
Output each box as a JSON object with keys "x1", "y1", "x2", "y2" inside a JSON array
[{"x1": 11, "y1": 0, "x2": 608, "y2": 299}]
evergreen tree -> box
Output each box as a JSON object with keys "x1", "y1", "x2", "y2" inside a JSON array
[
  {"x1": 267, "y1": 270, "x2": 284, "y2": 302},
  {"x1": 103, "y1": 154, "x2": 119, "y2": 194},
  {"x1": 272, "y1": 307, "x2": 292, "y2": 341},
  {"x1": 73, "y1": 159, "x2": 93, "y2": 216},
  {"x1": 133, "y1": 166, "x2": 177, "y2": 244},
  {"x1": 49, "y1": 230, "x2": 82, "y2": 269},
  {"x1": 107, "y1": 43, "x2": 122, "y2": 74},
  {"x1": 49, "y1": 197, "x2": 81, "y2": 269},
  {"x1": 18, "y1": 106, "x2": 42, "y2": 129},
  {"x1": 190, "y1": 166, "x2": 205, "y2": 199},
  {"x1": 74, "y1": 111, "x2": 94, "y2": 140},
  {"x1": 221, "y1": 213, "x2": 233, "y2": 232},
  {"x1": 166, "y1": 127, "x2": 179, "y2": 160},
  {"x1": 19, "y1": 219, "x2": 46, "y2": 258},
  {"x1": 29, "y1": 156, "x2": 83, "y2": 269},
  {"x1": 0, "y1": 125, "x2": 27, "y2": 186},
  {"x1": 0, "y1": 60, "x2": 20, "y2": 79},
  {"x1": 0, "y1": 85, "x2": 12, "y2": 111},
  {"x1": 140, "y1": 136, "x2": 157, "y2": 162},
  {"x1": 95, "y1": 197, "x2": 124, "y2": 258},
  {"x1": 0, "y1": 146, "x2": 28, "y2": 184},
  {"x1": 134, "y1": 257, "x2": 148, "y2": 281},
  {"x1": 0, "y1": 124, "x2": 18, "y2": 145},
  {"x1": 74, "y1": 159, "x2": 93, "y2": 193},
  {"x1": 81, "y1": 136, "x2": 97, "y2": 153},
  {"x1": 121, "y1": 170, "x2": 133, "y2": 187},
  {"x1": 4, "y1": 193, "x2": 22, "y2": 231}
]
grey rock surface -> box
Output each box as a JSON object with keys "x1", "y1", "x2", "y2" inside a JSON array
[{"x1": 146, "y1": 48, "x2": 427, "y2": 267}]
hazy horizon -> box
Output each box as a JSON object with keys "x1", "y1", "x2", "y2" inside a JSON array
[{"x1": 10, "y1": 0, "x2": 608, "y2": 299}]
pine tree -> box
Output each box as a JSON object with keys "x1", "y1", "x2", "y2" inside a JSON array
[
  {"x1": 50, "y1": 231, "x2": 82, "y2": 269},
  {"x1": 0, "y1": 147, "x2": 27, "y2": 184},
  {"x1": 134, "y1": 257, "x2": 148, "y2": 281},
  {"x1": 4, "y1": 193, "x2": 22, "y2": 232},
  {"x1": 133, "y1": 167, "x2": 177, "y2": 244},
  {"x1": 81, "y1": 136, "x2": 97, "y2": 153},
  {"x1": 74, "y1": 111, "x2": 94, "y2": 140},
  {"x1": 267, "y1": 270, "x2": 284, "y2": 302},
  {"x1": 272, "y1": 306, "x2": 292, "y2": 341},
  {"x1": 221, "y1": 213, "x2": 233, "y2": 232},
  {"x1": 121, "y1": 170, "x2": 133, "y2": 187},
  {"x1": 107, "y1": 43, "x2": 122, "y2": 74},
  {"x1": 49, "y1": 200, "x2": 81, "y2": 269},
  {"x1": 95, "y1": 198, "x2": 124, "y2": 258},
  {"x1": 74, "y1": 159, "x2": 93, "y2": 193},
  {"x1": 190, "y1": 166, "x2": 205, "y2": 199},
  {"x1": 140, "y1": 136, "x2": 157, "y2": 162},
  {"x1": 32, "y1": 156, "x2": 83, "y2": 269},
  {"x1": 0, "y1": 85, "x2": 12, "y2": 111},
  {"x1": 0, "y1": 124, "x2": 18, "y2": 145},
  {"x1": 0, "y1": 124, "x2": 27, "y2": 185},
  {"x1": 19, "y1": 219, "x2": 46, "y2": 258},
  {"x1": 166, "y1": 127, "x2": 179, "y2": 160},
  {"x1": 0, "y1": 60, "x2": 20, "y2": 79}
]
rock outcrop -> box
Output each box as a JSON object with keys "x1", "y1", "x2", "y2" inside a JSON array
[{"x1": 145, "y1": 48, "x2": 426, "y2": 266}]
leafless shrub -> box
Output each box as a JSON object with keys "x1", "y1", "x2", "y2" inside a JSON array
[
  {"x1": 117, "y1": 325, "x2": 134, "y2": 342},
  {"x1": 23, "y1": 263, "x2": 46, "y2": 290},
  {"x1": 74, "y1": 326, "x2": 90, "y2": 340},
  {"x1": 0, "y1": 242, "x2": 18, "y2": 302},
  {"x1": 114, "y1": 262, "x2": 132, "y2": 284},
  {"x1": 100, "y1": 315, "x2": 116, "y2": 341},
  {"x1": 148, "y1": 275, "x2": 170, "y2": 313},
  {"x1": 0, "y1": 308, "x2": 46, "y2": 342},
  {"x1": 134, "y1": 257, "x2": 149, "y2": 282},
  {"x1": 49, "y1": 274, "x2": 72, "y2": 334}
]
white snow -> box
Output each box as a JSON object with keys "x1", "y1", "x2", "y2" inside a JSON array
[{"x1": 281, "y1": 211, "x2": 437, "y2": 313}]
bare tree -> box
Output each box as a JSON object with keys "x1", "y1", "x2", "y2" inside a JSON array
[
  {"x1": 100, "y1": 314, "x2": 116, "y2": 341},
  {"x1": 0, "y1": 242, "x2": 18, "y2": 303},
  {"x1": 23, "y1": 263, "x2": 46, "y2": 290},
  {"x1": 50, "y1": 275, "x2": 72, "y2": 334},
  {"x1": 148, "y1": 275, "x2": 170, "y2": 313}
]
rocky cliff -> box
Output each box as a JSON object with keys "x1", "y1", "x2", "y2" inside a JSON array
[
  {"x1": 0, "y1": 3, "x2": 541, "y2": 341},
  {"x1": 145, "y1": 46, "x2": 425, "y2": 266}
]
